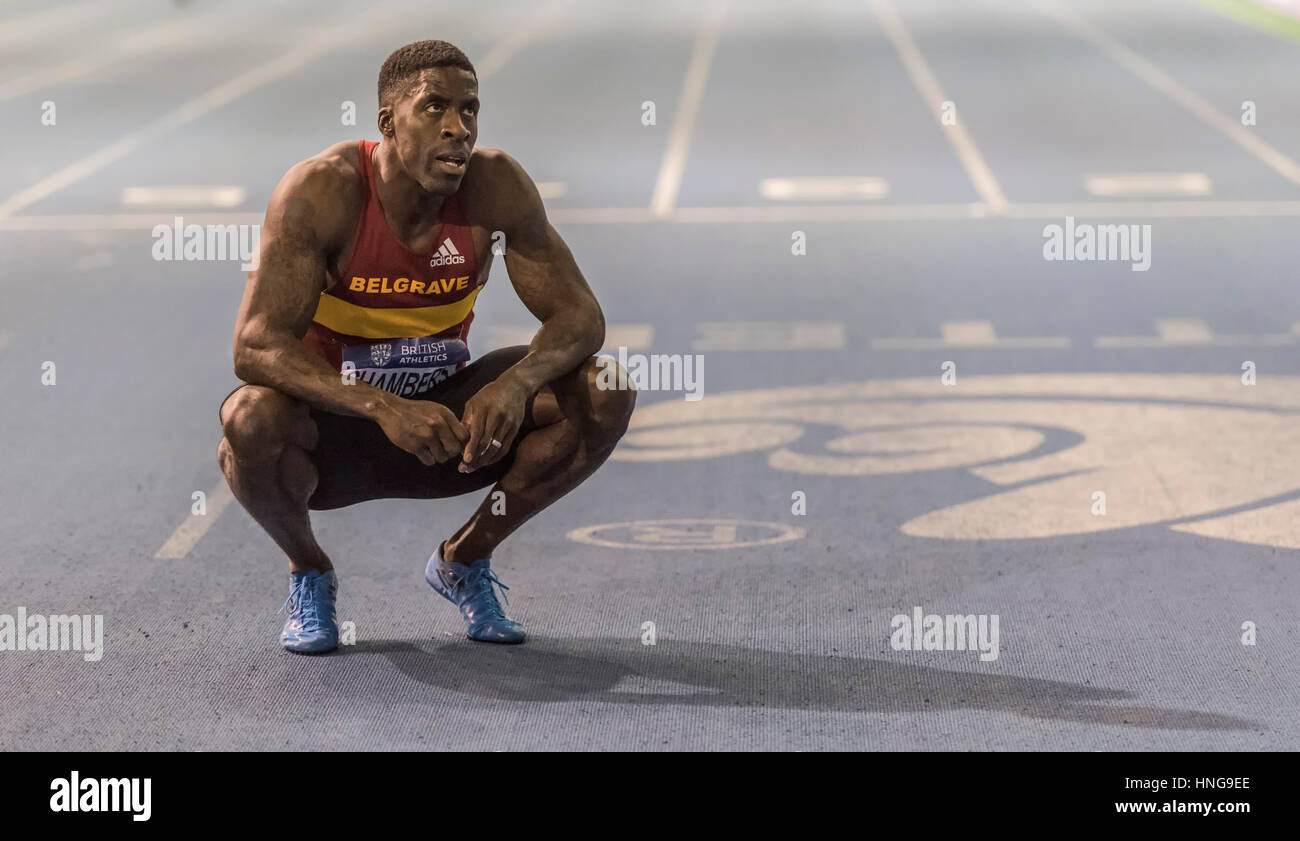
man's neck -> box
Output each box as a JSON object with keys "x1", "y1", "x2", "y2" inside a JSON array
[{"x1": 372, "y1": 140, "x2": 447, "y2": 239}]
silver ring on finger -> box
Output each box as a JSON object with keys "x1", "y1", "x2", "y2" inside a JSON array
[{"x1": 489, "y1": 438, "x2": 503, "y2": 450}]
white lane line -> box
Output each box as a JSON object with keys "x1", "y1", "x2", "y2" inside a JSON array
[
  {"x1": 120, "y1": 186, "x2": 248, "y2": 209},
  {"x1": 473, "y1": 0, "x2": 576, "y2": 79},
  {"x1": 0, "y1": 205, "x2": 990, "y2": 229},
  {"x1": 0, "y1": 0, "x2": 149, "y2": 50},
  {"x1": 1084, "y1": 172, "x2": 1213, "y2": 198},
  {"x1": 549, "y1": 207, "x2": 658, "y2": 224},
  {"x1": 1005, "y1": 200, "x2": 1300, "y2": 218},
  {"x1": 154, "y1": 482, "x2": 235, "y2": 560},
  {"x1": 672, "y1": 203, "x2": 986, "y2": 222},
  {"x1": 1038, "y1": 0, "x2": 1300, "y2": 188},
  {"x1": 535, "y1": 181, "x2": 567, "y2": 200},
  {"x1": 601, "y1": 324, "x2": 656, "y2": 352},
  {"x1": 1156, "y1": 318, "x2": 1214, "y2": 344},
  {"x1": 693, "y1": 322, "x2": 845, "y2": 351},
  {"x1": 17, "y1": 199, "x2": 1300, "y2": 229},
  {"x1": 485, "y1": 324, "x2": 655, "y2": 352},
  {"x1": 872, "y1": 322, "x2": 1071, "y2": 349},
  {"x1": 759, "y1": 177, "x2": 889, "y2": 201},
  {"x1": 649, "y1": 0, "x2": 728, "y2": 219},
  {"x1": 942, "y1": 320, "x2": 998, "y2": 345},
  {"x1": 0, "y1": 212, "x2": 267, "y2": 230},
  {"x1": 0, "y1": 14, "x2": 223, "y2": 102},
  {"x1": 872, "y1": 0, "x2": 1008, "y2": 213},
  {"x1": 1096, "y1": 318, "x2": 1295, "y2": 347},
  {"x1": 1096, "y1": 335, "x2": 1294, "y2": 348},
  {"x1": 0, "y1": 4, "x2": 407, "y2": 218}
]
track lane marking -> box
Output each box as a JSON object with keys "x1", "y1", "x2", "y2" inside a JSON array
[
  {"x1": 1097, "y1": 318, "x2": 1296, "y2": 347},
  {"x1": 872, "y1": 320, "x2": 1071, "y2": 350},
  {"x1": 1038, "y1": 0, "x2": 1300, "y2": 188},
  {"x1": 759, "y1": 177, "x2": 889, "y2": 201},
  {"x1": 0, "y1": 1, "x2": 426, "y2": 218},
  {"x1": 154, "y1": 482, "x2": 235, "y2": 560},
  {"x1": 1084, "y1": 172, "x2": 1213, "y2": 197},
  {"x1": 693, "y1": 322, "x2": 845, "y2": 351},
  {"x1": 486, "y1": 323, "x2": 655, "y2": 352},
  {"x1": 649, "y1": 0, "x2": 728, "y2": 219},
  {"x1": 472, "y1": 0, "x2": 576, "y2": 79},
  {"x1": 0, "y1": 0, "x2": 151, "y2": 50},
  {"x1": 0, "y1": 12, "x2": 231, "y2": 102},
  {"x1": 120, "y1": 186, "x2": 247, "y2": 209},
  {"x1": 16, "y1": 199, "x2": 1300, "y2": 230},
  {"x1": 535, "y1": 182, "x2": 567, "y2": 200},
  {"x1": 942, "y1": 321, "x2": 998, "y2": 345},
  {"x1": 1156, "y1": 318, "x2": 1215, "y2": 344},
  {"x1": 872, "y1": 0, "x2": 1008, "y2": 213}
]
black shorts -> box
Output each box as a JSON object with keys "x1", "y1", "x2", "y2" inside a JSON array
[{"x1": 219, "y1": 345, "x2": 541, "y2": 510}]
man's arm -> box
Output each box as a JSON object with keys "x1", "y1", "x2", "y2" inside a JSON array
[
  {"x1": 232, "y1": 156, "x2": 467, "y2": 465},
  {"x1": 232, "y1": 158, "x2": 384, "y2": 417},
  {"x1": 496, "y1": 160, "x2": 605, "y2": 394},
  {"x1": 458, "y1": 150, "x2": 606, "y2": 470}
]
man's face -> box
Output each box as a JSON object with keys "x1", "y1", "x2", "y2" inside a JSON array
[{"x1": 383, "y1": 66, "x2": 479, "y2": 194}]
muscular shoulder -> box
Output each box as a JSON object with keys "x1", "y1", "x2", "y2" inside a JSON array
[
  {"x1": 267, "y1": 141, "x2": 366, "y2": 249},
  {"x1": 460, "y1": 147, "x2": 545, "y2": 234}
]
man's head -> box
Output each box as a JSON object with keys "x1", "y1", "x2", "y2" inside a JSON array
[{"x1": 377, "y1": 40, "x2": 479, "y2": 194}]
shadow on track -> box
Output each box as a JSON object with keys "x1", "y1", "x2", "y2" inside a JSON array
[{"x1": 350, "y1": 637, "x2": 1255, "y2": 731}]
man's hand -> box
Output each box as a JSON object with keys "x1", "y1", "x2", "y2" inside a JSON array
[
  {"x1": 459, "y1": 375, "x2": 530, "y2": 473},
  {"x1": 374, "y1": 398, "x2": 469, "y2": 466}
]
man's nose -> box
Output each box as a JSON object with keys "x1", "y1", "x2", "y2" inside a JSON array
[{"x1": 441, "y1": 113, "x2": 470, "y2": 139}]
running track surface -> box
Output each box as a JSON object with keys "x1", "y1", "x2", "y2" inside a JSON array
[{"x1": 1, "y1": 0, "x2": 1297, "y2": 750}]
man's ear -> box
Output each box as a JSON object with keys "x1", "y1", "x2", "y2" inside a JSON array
[{"x1": 377, "y1": 104, "x2": 394, "y2": 138}]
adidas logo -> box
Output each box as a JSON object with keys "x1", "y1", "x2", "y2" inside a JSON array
[{"x1": 429, "y1": 237, "x2": 466, "y2": 267}]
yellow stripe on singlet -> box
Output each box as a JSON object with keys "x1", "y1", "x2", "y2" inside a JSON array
[{"x1": 311, "y1": 287, "x2": 481, "y2": 339}]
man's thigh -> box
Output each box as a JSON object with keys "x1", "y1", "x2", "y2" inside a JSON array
[{"x1": 307, "y1": 345, "x2": 543, "y2": 510}]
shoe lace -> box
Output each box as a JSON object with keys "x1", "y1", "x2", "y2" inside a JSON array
[
  {"x1": 280, "y1": 574, "x2": 335, "y2": 630},
  {"x1": 455, "y1": 567, "x2": 510, "y2": 621}
]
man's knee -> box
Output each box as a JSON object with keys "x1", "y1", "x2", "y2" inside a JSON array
[
  {"x1": 579, "y1": 356, "x2": 636, "y2": 439},
  {"x1": 220, "y1": 385, "x2": 314, "y2": 461}
]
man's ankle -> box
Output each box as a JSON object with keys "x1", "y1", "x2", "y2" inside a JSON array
[
  {"x1": 288, "y1": 563, "x2": 333, "y2": 575},
  {"x1": 441, "y1": 539, "x2": 490, "y2": 567}
]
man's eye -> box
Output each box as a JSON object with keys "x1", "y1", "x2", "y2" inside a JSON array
[{"x1": 427, "y1": 102, "x2": 443, "y2": 112}]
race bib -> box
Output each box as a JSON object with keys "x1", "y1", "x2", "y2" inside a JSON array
[{"x1": 341, "y1": 335, "x2": 470, "y2": 397}]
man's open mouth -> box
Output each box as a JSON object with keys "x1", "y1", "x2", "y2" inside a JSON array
[{"x1": 435, "y1": 153, "x2": 467, "y2": 172}]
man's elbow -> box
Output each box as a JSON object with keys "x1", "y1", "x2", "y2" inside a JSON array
[
  {"x1": 232, "y1": 330, "x2": 267, "y2": 383},
  {"x1": 232, "y1": 346, "x2": 255, "y2": 383},
  {"x1": 587, "y1": 307, "x2": 606, "y2": 356}
]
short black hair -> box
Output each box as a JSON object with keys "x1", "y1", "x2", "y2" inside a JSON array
[{"x1": 378, "y1": 40, "x2": 476, "y2": 107}]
